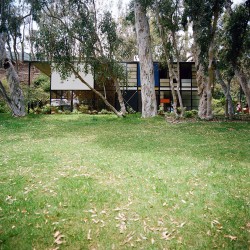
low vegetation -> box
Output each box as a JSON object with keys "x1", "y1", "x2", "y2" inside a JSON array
[{"x1": 0, "y1": 114, "x2": 249, "y2": 249}]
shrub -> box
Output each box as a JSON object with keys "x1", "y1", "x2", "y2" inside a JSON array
[
  {"x1": 158, "y1": 105, "x2": 164, "y2": 115},
  {"x1": 99, "y1": 109, "x2": 112, "y2": 114},
  {"x1": 184, "y1": 111, "x2": 193, "y2": 118},
  {"x1": 127, "y1": 106, "x2": 136, "y2": 114},
  {"x1": 190, "y1": 109, "x2": 198, "y2": 115},
  {"x1": 0, "y1": 100, "x2": 10, "y2": 113},
  {"x1": 50, "y1": 106, "x2": 59, "y2": 114},
  {"x1": 33, "y1": 74, "x2": 50, "y2": 91},
  {"x1": 72, "y1": 109, "x2": 80, "y2": 114},
  {"x1": 184, "y1": 109, "x2": 198, "y2": 118},
  {"x1": 212, "y1": 98, "x2": 226, "y2": 115},
  {"x1": 78, "y1": 104, "x2": 89, "y2": 114},
  {"x1": 41, "y1": 104, "x2": 51, "y2": 114},
  {"x1": 33, "y1": 107, "x2": 42, "y2": 114}
]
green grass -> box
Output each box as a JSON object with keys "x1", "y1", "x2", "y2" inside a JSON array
[{"x1": 0, "y1": 113, "x2": 249, "y2": 249}]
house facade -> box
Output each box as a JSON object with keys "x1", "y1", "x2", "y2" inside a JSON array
[{"x1": 50, "y1": 61, "x2": 199, "y2": 112}]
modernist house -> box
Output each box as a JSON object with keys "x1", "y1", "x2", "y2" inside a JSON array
[{"x1": 48, "y1": 61, "x2": 199, "y2": 112}]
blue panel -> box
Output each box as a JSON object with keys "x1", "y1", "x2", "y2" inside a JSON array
[
  {"x1": 137, "y1": 62, "x2": 159, "y2": 87},
  {"x1": 154, "y1": 62, "x2": 159, "y2": 86},
  {"x1": 137, "y1": 63, "x2": 141, "y2": 87}
]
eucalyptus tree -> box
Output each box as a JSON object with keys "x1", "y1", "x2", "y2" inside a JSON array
[
  {"x1": 155, "y1": 0, "x2": 184, "y2": 117},
  {"x1": 183, "y1": 0, "x2": 227, "y2": 119},
  {"x1": 213, "y1": 1, "x2": 235, "y2": 118},
  {"x1": 31, "y1": 0, "x2": 127, "y2": 117},
  {"x1": 222, "y1": 0, "x2": 250, "y2": 111},
  {"x1": 0, "y1": 0, "x2": 26, "y2": 116},
  {"x1": 134, "y1": 0, "x2": 157, "y2": 118}
]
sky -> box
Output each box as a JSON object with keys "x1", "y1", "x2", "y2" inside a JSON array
[{"x1": 110, "y1": 0, "x2": 246, "y2": 18}]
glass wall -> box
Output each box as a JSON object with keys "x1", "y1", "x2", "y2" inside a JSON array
[{"x1": 50, "y1": 62, "x2": 199, "y2": 112}]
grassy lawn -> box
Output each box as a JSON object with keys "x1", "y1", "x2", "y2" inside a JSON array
[{"x1": 0, "y1": 113, "x2": 249, "y2": 249}]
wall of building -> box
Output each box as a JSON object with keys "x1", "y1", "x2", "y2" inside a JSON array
[{"x1": 50, "y1": 62, "x2": 199, "y2": 112}]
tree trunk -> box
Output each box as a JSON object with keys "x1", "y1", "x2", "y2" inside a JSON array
[
  {"x1": 206, "y1": 4, "x2": 220, "y2": 120},
  {"x1": 134, "y1": 1, "x2": 157, "y2": 118},
  {"x1": 215, "y1": 66, "x2": 234, "y2": 118},
  {"x1": 235, "y1": 69, "x2": 250, "y2": 113},
  {"x1": 70, "y1": 65, "x2": 124, "y2": 117},
  {"x1": 155, "y1": 6, "x2": 183, "y2": 117},
  {"x1": 192, "y1": 40, "x2": 208, "y2": 119},
  {"x1": 114, "y1": 78, "x2": 127, "y2": 116},
  {"x1": 167, "y1": 61, "x2": 178, "y2": 116},
  {"x1": 172, "y1": 32, "x2": 184, "y2": 117},
  {"x1": 0, "y1": 33, "x2": 26, "y2": 117}
]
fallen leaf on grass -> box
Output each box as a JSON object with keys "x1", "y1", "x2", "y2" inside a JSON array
[
  {"x1": 100, "y1": 210, "x2": 107, "y2": 215},
  {"x1": 121, "y1": 232, "x2": 135, "y2": 245},
  {"x1": 5, "y1": 195, "x2": 16, "y2": 204},
  {"x1": 92, "y1": 219, "x2": 99, "y2": 224},
  {"x1": 116, "y1": 221, "x2": 127, "y2": 233},
  {"x1": 161, "y1": 231, "x2": 175, "y2": 241},
  {"x1": 139, "y1": 233, "x2": 147, "y2": 240},
  {"x1": 158, "y1": 219, "x2": 164, "y2": 226},
  {"x1": 224, "y1": 235, "x2": 237, "y2": 241},
  {"x1": 54, "y1": 231, "x2": 65, "y2": 245},
  {"x1": 87, "y1": 229, "x2": 92, "y2": 240},
  {"x1": 54, "y1": 231, "x2": 60, "y2": 238},
  {"x1": 211, "y1": 220, "x2": 223, "y2": 230},
  {"x1": 177, "y1": 222, "x2": 186, "y2": 228}
]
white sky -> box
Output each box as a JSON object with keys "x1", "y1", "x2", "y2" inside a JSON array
[
  {"x1": 232, "y1": 0, "x2": 245, "y2": 4},
  {"x1": 110, "y1": 0, "x2": 246, "y2": 18}
]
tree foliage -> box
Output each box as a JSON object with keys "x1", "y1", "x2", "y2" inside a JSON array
[{"x1": 30, "y1": 0, "x2": 127, "y2": 116}]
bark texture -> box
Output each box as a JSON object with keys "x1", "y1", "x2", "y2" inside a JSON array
[
  {"x1": 114, "y1": 78, "x2": 127, "y2": 115},
  {"x1": 215, "y1": 66, "x2": 234, "y2": 118},
  {"x1": 206, "y1": 5, "x2": 219, "y2": 119},
  {"x1": 167, "y1": 61, "x2": 178, "y2": 115},
  {"x1": 172, "y1": 32, "x2": 184, "y2": 117},
  {"x1": 192, "y1": 1, "x2": 221, "y2": 120},
  {"x1": 192, "y1": 40, "x2": 208, "y2": 118},
  {"x1": 235, "y1": 69, "x2": 250, "y2": 113},
  {"x1": 134, "y1": 1, "x2": 157, "y2": 118},
  {"x1": 0, "y1": 33, "x2": 26, "y2": 117}
]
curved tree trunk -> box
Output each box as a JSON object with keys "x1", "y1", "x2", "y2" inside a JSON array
[
  {"x1": 134, "y1": 1, "x2": 157, "y2": 118},
  {"x1": 70, "y1": 65, "x2": 124, "y2": 117}
]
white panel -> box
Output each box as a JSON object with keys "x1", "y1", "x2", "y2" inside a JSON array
[
  {"x1": 182, "y1": 79, "x2": 191, "y2": 87},
  {"x1": 51, "y1": 67, "x2": 94, "y2": 90}
]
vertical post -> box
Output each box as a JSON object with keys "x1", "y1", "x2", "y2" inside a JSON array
[
  {"x1": 28, "y1": 62, "x2": 31, "y2": 114},
  {"x1": 71, "y1": 90, "x2": 73, "y2": 112},
  {"x1": 191, "y1": 62, "x2": 193, "y2": 110},
  {"x1": 49, "y1": 71, "x2": 52, "y2": 114},
  {"x1": 136, "y1": 62, "x2": 139, "y2": 112}
]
